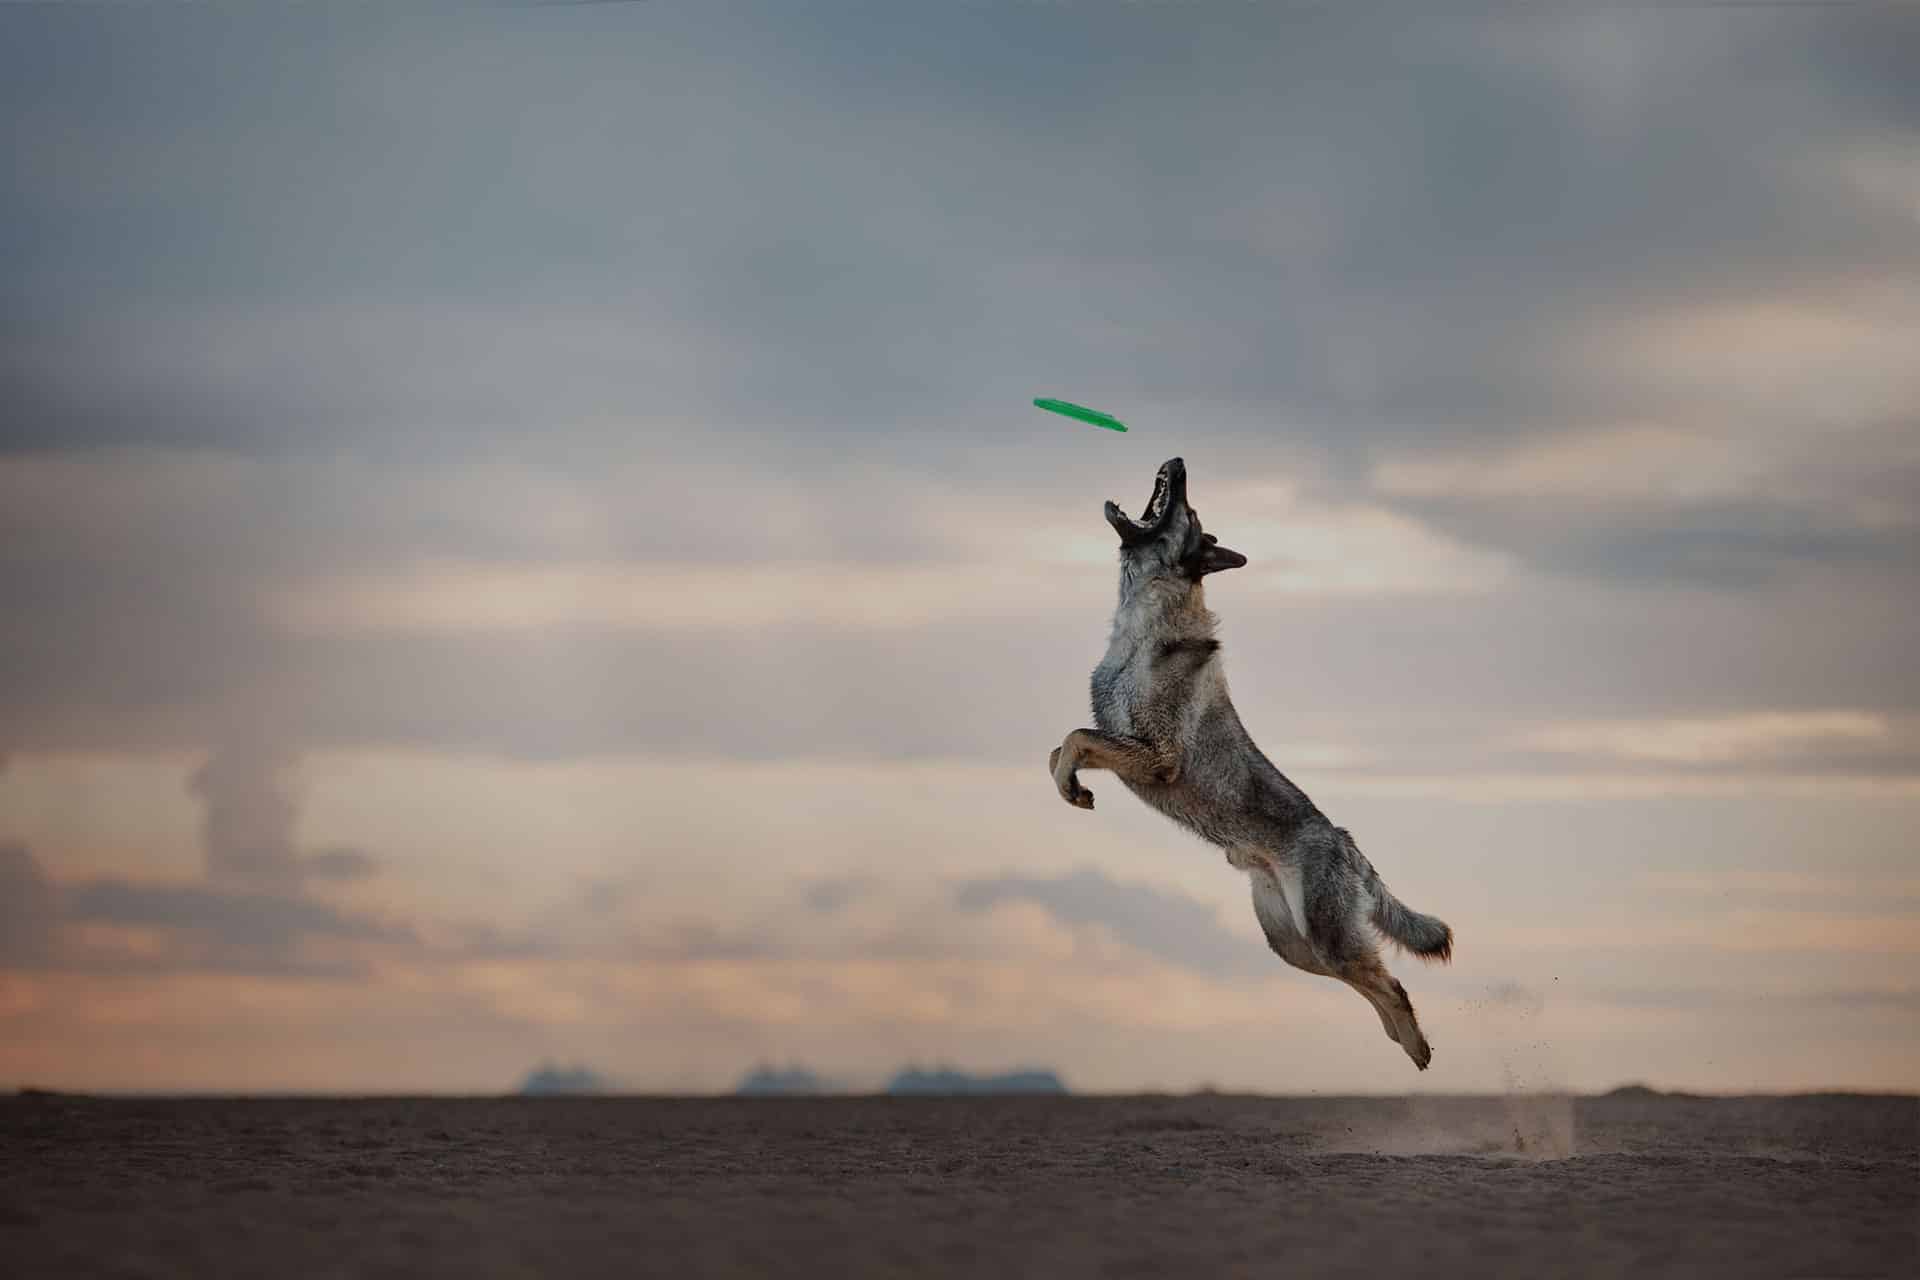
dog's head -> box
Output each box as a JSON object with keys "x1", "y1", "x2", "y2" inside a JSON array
[{"x1": 1104, "y1": 457, "x2": 1247, "y2": 586}]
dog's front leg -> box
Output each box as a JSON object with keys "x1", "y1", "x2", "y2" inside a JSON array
[{"x1": 1049, "y1": 729, "x2": 1177, "y2": 810}]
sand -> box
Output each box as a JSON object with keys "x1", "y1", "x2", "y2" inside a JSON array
[{"x1": 3, "y1": 1091, "x2": 1914, "y2": 1277}]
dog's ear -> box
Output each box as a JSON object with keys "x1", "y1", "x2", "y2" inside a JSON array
[{"x1": 1194, "y1": 534, "x2": 1247, "y2": 576}]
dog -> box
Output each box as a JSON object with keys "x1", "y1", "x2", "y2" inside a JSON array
[{"x1": 1048, "y1": 457, "x2": 1453, "y2": 1069}]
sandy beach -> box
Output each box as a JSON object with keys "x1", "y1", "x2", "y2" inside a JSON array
[{"x1": 3, "y1": 1090, "x2": 1913, "y2": 1278}]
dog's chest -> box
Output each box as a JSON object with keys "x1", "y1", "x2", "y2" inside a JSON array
[{"x1": 1089, "y1": 642, "x2": 1150, "y2": 736}]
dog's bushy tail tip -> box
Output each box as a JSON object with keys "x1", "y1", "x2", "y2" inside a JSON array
[{"x1": 1374, "y1": 891, "x2": 1454, "y2": 965}]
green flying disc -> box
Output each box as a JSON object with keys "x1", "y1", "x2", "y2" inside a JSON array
[{"x1": 1034, "y1": 397, "x2": 1128, "y2": 432}]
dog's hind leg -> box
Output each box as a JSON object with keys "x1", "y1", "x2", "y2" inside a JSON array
[
  {"x1": 1339, "y1": 954, "x2": 1432, "y2": 1070},
  {"x1": 1251, "y1": 871, "x2": 1405, "y2": 1049},
  {"x1": 1351, "y1": 984, "x2": 1403, "y2": 1046}
]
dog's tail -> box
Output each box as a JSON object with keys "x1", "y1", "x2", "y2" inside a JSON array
[{"x1": 1371, "y1": 884, "x2": 1454, "y2": 964}]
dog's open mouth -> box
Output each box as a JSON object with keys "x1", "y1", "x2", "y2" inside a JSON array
[
  {"x1": 1138, "y1": 464, "x2": 1172, "y2": 524},
  {"x1": 1126, "y1": 457, "x2": 1183, "y2": 528},
  {"x1": 1105, "y1": 458, "x2": 1186, "y2": 542}
]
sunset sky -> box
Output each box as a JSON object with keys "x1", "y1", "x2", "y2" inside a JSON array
[{"x1": 3, "y1": 0, "x2": 1916, "y2": 1095}]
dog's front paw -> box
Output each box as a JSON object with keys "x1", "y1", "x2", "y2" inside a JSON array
[
  {"x1": 1049, "y1": 746, "x2": 1092, "y2": 809},
  {"x1": 1055, "y1": 773, "x2": 1094, "y2": 809},
  {"x1": 1051, "y1": 760, "x2": 1094, "y2": 810}
]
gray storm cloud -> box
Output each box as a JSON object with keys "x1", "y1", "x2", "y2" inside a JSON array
[
  {"x1": 0, "y1": 5, "x2": 1914, "y2": 785},
  {"x1": 0, "y1": 843, "x2": 58, "y2": 968},
  {"x1": 189, "y1": 741, "x2": 305, "y2": 892},
  {"x1": 0, "y1": 765, "x2": 401, "y2": 978},
  {"x1": 3, "y1": 3, "x2": 1915, "y2": 458},
  {"x1": 189, "y1": 740, "x2": 381, "y2": 892}
]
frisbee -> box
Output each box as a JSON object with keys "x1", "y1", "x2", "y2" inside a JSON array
[{"x1": 1034, "y1": 397, "x2": 1128, "y2": 432}]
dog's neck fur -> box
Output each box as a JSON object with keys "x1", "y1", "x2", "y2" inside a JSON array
[{"x1": 1110, "y1": 571, "x2": 1217, "y2": 655}]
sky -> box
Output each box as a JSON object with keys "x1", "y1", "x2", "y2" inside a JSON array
[{"x1": 2, "y1": 0, "x2": 1917, "y2": 1096}]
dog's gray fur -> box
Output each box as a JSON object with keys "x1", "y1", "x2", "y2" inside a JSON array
[{"x1": 1048, "y1": 457, "x2": 1454, "y2": 1070}]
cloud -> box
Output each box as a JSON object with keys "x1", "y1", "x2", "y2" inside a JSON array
[
  {"x1": 802, "y1": 876, "x2": 873, "y2": 914},
  {"x1": 1516, "y1": 711, "x2": 1894, "y2": 768},
  {"x1": 302, "y1": 846, "x2": 380, "y2": 883},
  {"x1": 1374, "y1": 426, "x2": 1775, "y2": 505},
  {"x1": 1562, "y1": 984, "x2": 1920, "y2": 1015},
  {"x1": 3, "y1": 3, "x2": 1915, "y2": 466},
  {"x1": 1492, "y1": 911, "x2": 1920, "y2": 956},
  {"x1": 1637, "y1": 868, "x2": 1920, "y2": 909},
  {"x1": 0, "y1": 837, "x2": 410, "y2": 979},
  {"x1": 954, "y1": 867, "x2": 1267, "y2": 979},
  {"x1": 189, "y1": 740, "x2": 391, "y2": 891},
  {"x1": 1386, "y1": 480, "x2": 1919, "y2": 591},
  {"x1": 269, "y1": 560, "x2": 1095, "y2": 633},
  {"x1": 0, "y1": 843, "x2": 58, "y2": 967},
  {"x1": 64, "y1": 880, "x2": 409, "y2": 949},
  {"x1": 7, "y1": 453, "x2": 1917, "y2": 774},
  {"x1": 261, "y1": 496, "x2": 1505, "y2": 636},
  {"x1": 0, "y1": 734, "x2": 401, "y2": 977},
  {"x1": 189, "y1": 740, "x2": 305, "y2": 891},
  {"x1": 0, "y1": 450, "x2": 1522, "y2": 763},
  {"x1": 1, "y1": 2, "x2": 1917, "y2": 770}
]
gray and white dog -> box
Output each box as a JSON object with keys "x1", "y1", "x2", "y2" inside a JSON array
[{"x1": 1048, "y1": 457, "x2": 1454, "y2": 1070}]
